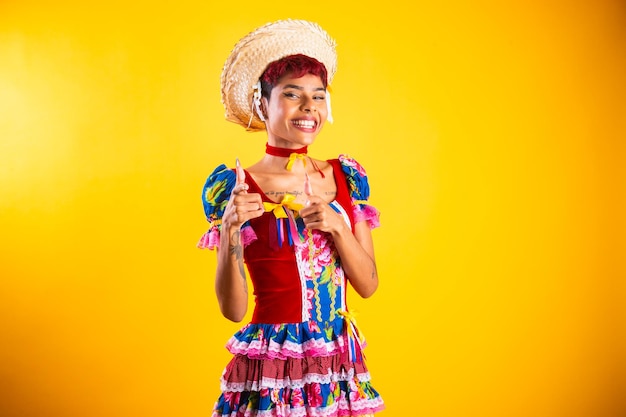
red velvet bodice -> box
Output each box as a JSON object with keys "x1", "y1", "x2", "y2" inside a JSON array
[{"x1": 243, "y1": 159, "x2": 355, "y2": 324}]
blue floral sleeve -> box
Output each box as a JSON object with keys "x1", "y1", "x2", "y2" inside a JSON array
[
  {"x1": 338, "y1": 155, "x2": 380, "y2": 229},
  {"x1": 197, "y1": 164, "x2": 256, "y2": 249},
  {"x1": 201, "y1": 164, "x2": 236, "y2": 223}
]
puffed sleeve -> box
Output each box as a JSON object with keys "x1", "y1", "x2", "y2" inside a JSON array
[
  {"x1": 338, "y1": 154, "x2": 381, "y2": 229},
  {"x1": 197, "y1": 164, "x2": 257, "y2": 249}
]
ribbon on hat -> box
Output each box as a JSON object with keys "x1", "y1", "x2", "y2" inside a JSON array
[
  {"x1": 263, "y1": 194, "x2": 304, "y2": 248},
  {"x1": 338, "y1": 309, "x2": 366, "y2": 363}
]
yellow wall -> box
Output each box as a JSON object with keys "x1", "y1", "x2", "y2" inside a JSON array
[{"x1": 1, "y1": 1, "x2": 624, "y2": 416}]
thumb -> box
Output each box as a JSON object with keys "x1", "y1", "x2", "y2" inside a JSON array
[
  {"x1": 304, "y1": 172, "x2": 314, "y2": 206},
  {"x1": 304, "y1": 172, "x2": 313, "y2": 197},
  {"x1": 234, "y1": 157, "x2": 247, "y2": 194},
  {"x1": 236, "y1": 157, "x2": 246, "y2": 184}
]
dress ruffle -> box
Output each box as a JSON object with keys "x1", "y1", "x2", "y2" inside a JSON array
[
  {"x1": 226, "y1": 319, "x2": 357, "y2": 360},
  {"x1": 215, "y1": 354, "x2": 384, "y2": 417},
  {"x1": 197, "y1": 224, "x2": 257, "y2": 250},
  {"x1": 353, "y1": 205, "x2": 380, "y2": 230}
]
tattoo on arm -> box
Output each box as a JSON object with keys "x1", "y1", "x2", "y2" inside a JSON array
[
  {"x1": 371, "y1": 263, "x2": 378, "y2": 280},
  {"x1": 228, "y1": 230, "x2": 248, "y2": 292}
]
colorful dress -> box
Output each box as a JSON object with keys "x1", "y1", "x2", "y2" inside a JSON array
[{"x1": 198, "y1": 155, "x2": 384, "y2": 417}]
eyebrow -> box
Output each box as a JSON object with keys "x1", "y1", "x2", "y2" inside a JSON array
[{"x1": 282, "y1": 84, "x2": 326, "y2": 92}]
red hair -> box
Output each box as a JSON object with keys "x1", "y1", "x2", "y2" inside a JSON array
[{"x1": 260, "y1": 54, "x2": 328, "y2": 99}]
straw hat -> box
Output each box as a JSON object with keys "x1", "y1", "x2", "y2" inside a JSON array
[{"x1": 221, "y1": 19, "x2": 337, "y2": 132}]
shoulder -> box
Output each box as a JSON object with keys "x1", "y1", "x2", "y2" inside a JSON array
[
  {"x1": 337, "y1": 154, "x2": 371, "y2": 201},
  {"x1": 336, "y1": 155, "x2": 380, "y2": 228},
  {"x1": 338, "y1": 154, "x2": 369, "y2": 177},
  {"x1": 201, "y1": 164, "x2": 236, "y2": 220}
]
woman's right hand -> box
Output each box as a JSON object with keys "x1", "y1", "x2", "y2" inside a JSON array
[
  {"x1": 215, "y1": 159, "x2": 261, "y2": 322},
  {"x1": 222, "y1": 159, "x2": 264, "y2": 230}
]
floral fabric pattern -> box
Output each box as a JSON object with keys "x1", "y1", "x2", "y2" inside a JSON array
[
  {"x1": 338, "y1": 155, "x2": 380, "y2": 229},
  {"x1": 197, "y1": 164, "x2": 257, "y2": 249},
  {"x1": 200, "y1": 157, "x2": 383, "y2": 416}
]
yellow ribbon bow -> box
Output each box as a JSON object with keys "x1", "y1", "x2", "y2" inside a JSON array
[
  {"x1": 338, "y1": 309, "x2": 366, "y2": 362},
  {"x1": 263, "y1": 194, "x2": 304, "y2": 218},
  {"x1": 338, "y1": 310, "x2": 365, "y2": 343},
  {"x1": 285, "y1": 153, "x2": 307, "y2": 171}
]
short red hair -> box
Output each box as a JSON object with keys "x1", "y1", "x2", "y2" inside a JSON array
[{"x1": 260, "y1": 54, "x2": 328, "y2": 99}]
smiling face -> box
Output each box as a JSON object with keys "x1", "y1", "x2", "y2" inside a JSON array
[{"x1": 261, "y1": 73, "x2": 328, "y2": 149}]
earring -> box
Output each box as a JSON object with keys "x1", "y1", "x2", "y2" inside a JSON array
[
  {"x1": 247, "y1": 81, "x2": 265, "y2": 129},
  {"x1": 253, "y1": 81, "x2": 265, "y2": 122}
]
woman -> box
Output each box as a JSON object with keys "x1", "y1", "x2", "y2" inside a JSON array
[{"x1": 198, "y1": 19, "x2": 384, "y2": 417}]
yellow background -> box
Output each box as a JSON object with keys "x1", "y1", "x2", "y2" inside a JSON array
[{"x1": 1, "y1": 1, "x2": 624, "y2": 416}]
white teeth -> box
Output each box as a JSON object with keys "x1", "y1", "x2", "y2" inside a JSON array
[{"x1": 293, "y1": 120, "x2": 315, "y2": 128}]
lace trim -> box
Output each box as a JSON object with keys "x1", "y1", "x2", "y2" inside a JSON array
[
  {"x1": 220, "y1": 368, "x2": 373, "y2": 391},
  {"x1": 222, "y1": 400, "x2": 384, "y2": 417},
  {"x1": 197, "y1": 224, "x2": 257, "y2": 250},
  {"x1": 227, "y1": 335, "x2": 346, "y2": 360},
  {"x1": 213, "y1": 385, "x2": 384, "y2": 417},
  {"x1": 353, "y1": 204, "x2": 380, "y2": 229},
  {"x1": 295, "y1": 245, "x2": 311, "y2": 321}
]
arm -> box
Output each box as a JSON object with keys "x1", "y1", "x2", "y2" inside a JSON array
[
  {"x1": 214, "y1": 162, "x2": 264, "y2": 322},
  {"x1": 299, "y1": 186, "x2": 378, "y2": 298},
  {"x1": 330, "y1": 215, "x2": 378, "y2": 298}
]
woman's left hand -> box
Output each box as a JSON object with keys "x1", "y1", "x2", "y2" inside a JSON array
[
  {"x1": 299, "y1": 196, "x2": 347, "y2": 235},
  {"x1": 300, "y1": 173, "x2": 347, "y2": 235}
]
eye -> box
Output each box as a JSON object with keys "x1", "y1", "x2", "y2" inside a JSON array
[
  {"x1": 314, "y1": 95, "x2": 326, "y2": 101},
  {"x1": 283, "y1": 92, "x2": 299, "y2": 99}
]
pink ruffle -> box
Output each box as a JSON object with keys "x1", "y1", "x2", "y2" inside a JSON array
[
  {"x1": 196, "y1": 227, "x2": 219, "y2": 249},
  {"x1": 241, "y1": 226, "x2": 258, "y2": 246},
  {"x1": 197, "y1": 225, "x2": 258, "y2": 250},
  {"x1": 227, "y1": 334, "x2": 348, "y2": 361},
  {"x1": 353, "y1": 204, "x2": 381, "y2": 229},
  {"x1": 224, "y1": 319, "x2": 359, "y2": 361}
]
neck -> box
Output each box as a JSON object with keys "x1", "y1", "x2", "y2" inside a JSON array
[
  {"x1": 265, "y1": 142, "x2": 308, "y2": 157},
  {"x1": 264, "y1": 142, "x2": 325, "y2": 178}
]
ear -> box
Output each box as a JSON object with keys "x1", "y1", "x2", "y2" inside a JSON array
[{"x1": 260, "y1": 96, "x2": 269, "y2": 120}]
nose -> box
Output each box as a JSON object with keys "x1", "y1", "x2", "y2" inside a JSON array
[{"x1": 301, "y1": 96, "x2": 317, "y2": 113}]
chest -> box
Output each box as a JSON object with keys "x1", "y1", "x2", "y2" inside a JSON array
[{"x1": 249, "y1": 164, "x2": 337, "y2": 206}]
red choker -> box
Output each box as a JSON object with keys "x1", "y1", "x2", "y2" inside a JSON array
[
  {"x1": 264, "y1": 143, "x2": 325, "y2": 178},
  {"x1": 265, "y1": 143, "x2": 308, "y2": 157}
]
